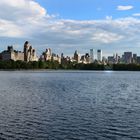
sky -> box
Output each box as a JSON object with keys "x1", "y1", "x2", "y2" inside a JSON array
[{"x1": 0, "y1": 0, "x2": 140, "y2": 57}]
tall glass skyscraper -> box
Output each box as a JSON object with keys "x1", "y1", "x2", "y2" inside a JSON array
[
  {"x1": 97, "y1": 50, "x2": 102, "y2": 61},
  {"x1": 90, "y1": 49, "x2": 94, "y2": 63}
]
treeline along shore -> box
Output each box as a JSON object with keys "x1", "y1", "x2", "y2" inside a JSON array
[{"x1": 1, "y1": 60, "x2": 140, "y2": 71}]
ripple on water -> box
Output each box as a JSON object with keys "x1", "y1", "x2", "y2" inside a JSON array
[{"x1": 0, "y1": 71, "x2": 140, "y2": 139}]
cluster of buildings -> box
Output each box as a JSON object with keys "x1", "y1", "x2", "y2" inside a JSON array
[
  {"x1": 61, "y1": 49, "x2": 140, "y2": 65},
  {"x1": 0, "y1": 42, "x2": 140, "y2": 65},
  {"x1": 40, "y1": 48, "x2": 61, "y2": 63},
  {"x1": 67, "y1": 49, "x2": 103, "y2": 64},
  {"x1": 0, "y1": 41, "x2": 38, "y2": 62},
  {"x1": 107, "y1": 52, "x2": 140, "y2": 64}
]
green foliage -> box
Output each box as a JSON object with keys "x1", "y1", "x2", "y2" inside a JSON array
[
  {"x1": 74, "y1": 63, "x2": 105, "y2": 70},
  {"x1": 0, "y1": 60, "x2": 60, "y2": 70},
  {"x1": 113, "y1": 64, "x2": 140, "y2": 71},
  {"x1": 0, "y1": 60, "x2": 39, "y2": 70},
  {"x1": 60, "y1": 61, "x2": 75, "y2": 69},
  {"x1": 38, "y1": 61, "x2": 45, "y2": 69},
  {"x1": 0, "y1": 60, "x2": 140, "y2": 71}
]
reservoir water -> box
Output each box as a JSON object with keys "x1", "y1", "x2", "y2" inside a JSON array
[{"x1": 0, "y1": 71, "x2": 140, "y2": 140}]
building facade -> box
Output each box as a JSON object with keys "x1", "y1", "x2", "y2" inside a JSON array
[
  {"x1": 97, "y1": 50, "x2": 102, "y2": 62},
  {"x1": 1, "y1": 46, "x2": 24, "y2": 61},
  {"x1": 124, "y1": 52, "x2": 132, "y2": 64},
  {"x1": 42, "y1": 48, "x2": 52, "y2": 61},
  {"x1": 73, "y1": 50, "x2": 80, "y2": 63},
  {"x1": 24, "y1": 41, "x2": 38, "y2": 62},
  {"x1": 90, "y1": 49, "x2": 94, "y2": 63},
  {"x1": 41, "y1": 48, "x2": 61, "y2": 63}
]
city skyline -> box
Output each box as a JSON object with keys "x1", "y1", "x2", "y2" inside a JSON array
[
  {"x1": 1, "y1": 42, "x2": 140, "y2": 65},
  {"x1": 0, "y1": 0, "x2": 140, "y2": 56}
]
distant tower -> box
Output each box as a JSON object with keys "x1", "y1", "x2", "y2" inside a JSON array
[
  {"x1": 97, "y1": 50, "x2": 102, "y2": 62},
  {"x1": 61, "y1": 53, "x2": 64, "y2": 64},
  {"x1": 45, "y1": 48, "x2": 52, "y2": 61},
  {"x1": 24, "y1": 41, "x2": 30, "y2": 62},
  {"x1": 124, "y1": 52, "x2": 132, "y2": 64},
  {"x1": 61, "y1": 53, "x2": 64, "y2": 59},
  {"x1": 116, "y1": 53, "x2": 118, "y2": 63},
  {"x1": 28, "y1": 46, "x2": 33, "y2": 61},
  {"x1": 23, "y1": 41, "x2": 38, "y2": 62},
  {"x1": 133, "y1": 54, "x2": 137, "y2": 64},
  {"x1": 90, "y1": 49, "x2": 94, "y2": 63},
  {"x1": 74, "y1": 50, "x2": 80, "y2": 63}
]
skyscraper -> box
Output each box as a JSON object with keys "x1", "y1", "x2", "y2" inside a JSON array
[
  {"x1": 74, "y1": 50, "x2": 80, "y2": 63},
  {"x1": 97, "y1": 50, "x2": 102, "y2": 62},
  {"x1": 124, "y1": 52, "x2": 132, "y2": 64},
  {"x1": 90, "y1": 49, "x2": 94, "y2": 63},
  {"x1": 133, "y1": 54, "x2": 137, "y2": 64},
  {"x1": 23, "y1": 41, "x2": 38, "y2": 62},
  {"x1": 24, "y1": 41, "x2": 30, "y2": 62}
]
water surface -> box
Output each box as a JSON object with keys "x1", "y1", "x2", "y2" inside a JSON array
[{"x1": 0, "y1": 71, "x2": 140, "y2": 140}]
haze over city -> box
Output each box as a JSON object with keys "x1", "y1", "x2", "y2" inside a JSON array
[{"x1": 0, "y1": 0, "x2": 140, "y2": 56}]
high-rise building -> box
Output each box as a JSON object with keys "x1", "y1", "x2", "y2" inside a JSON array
[
  {"x1": 1, "y1": 46, "x2": 24, "y2": 61},
  {"x1": 108, "y1": 56, "x2": 115, "y2": 64},
  {"x1": 124, "y1": 52, "x2": 132, "y2": 64},
  {"x1": 137, "y1": 56, "x2": 140, "y2": 64},
  {"x1": 115, "y1": 53, "x2": 119, "y2": 63},
  {"x1": 133, "y1": 54, "x2": 137, "y2": 63},
  {"x1": 90, "y1": 49, "x2": 94, "y2": 63},
  {"x1": 24, "y1": 41, "x2": 30, "y2": 62},
  {"x1": 43, "y1": 48, "x2": 52, "y2": 61},
  {"x1": 97, "y1": 49, "x2": 102, "y2": 62},
  {"x1": 24, "y1": 41, "x2": 38, "y2": 62},
  {"x1": 85, "y1": 53, "x2": 90, "y2": 63},
  {"x1": 74, "y1": 50, "x2": 80, "y2": 63}
]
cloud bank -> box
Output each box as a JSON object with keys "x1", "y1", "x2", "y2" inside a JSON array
[{"x1": 0, "y1": 0, "x2": 140, "y2": 56}]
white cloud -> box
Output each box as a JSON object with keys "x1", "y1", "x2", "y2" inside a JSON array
[
  {"x1": 0, "y1": 0, "x2": 46, "y2": 19},
  {"x1": 92, "y1": 32, "x2": 123, "y2": 44},
  {"x1": 0, "y1": 0, "x2": 49, "y2": 38},
  {"x1": 106, "y1": 16, "x2": 113, "y2": 20},
  {"x1": 0, "y1": 0, "x2": 139, "y2": 56},
  {"x1": 117, "y1": 5, "x2": 133, "y2": 11},
  {"x1": 133, "y1": 13, "x2": 140, "y2": 17},
  {"x1": 0, "y1": 20, "x2": 24, "y2": 37}
]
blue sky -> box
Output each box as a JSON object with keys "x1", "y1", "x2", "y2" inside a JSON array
[
  {"x1": 0, "y1": 0, "x2": 140, "y2": 57},
  {"x1": 36, "y1": 0, "x2": 140, "y2": 20}
]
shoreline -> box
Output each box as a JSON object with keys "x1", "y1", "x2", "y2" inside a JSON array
[{"x1": 1, "y1": 69, "x2": 140, "y2": 72}]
